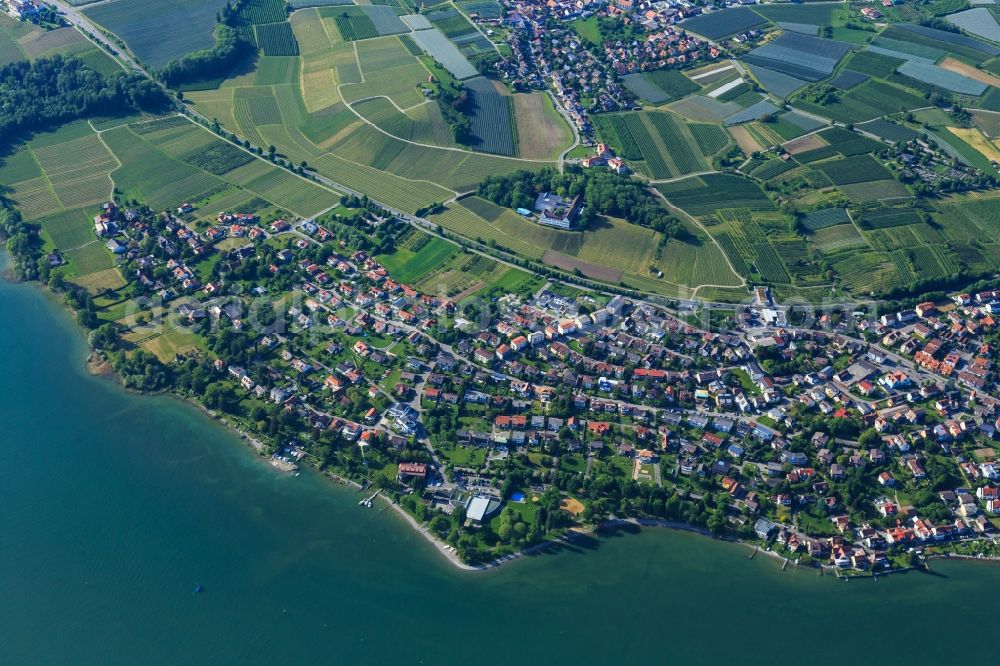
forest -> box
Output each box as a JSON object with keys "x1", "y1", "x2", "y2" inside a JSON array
[{"x1": 0, "y1": 56, "x2": 167, "y2": 147}]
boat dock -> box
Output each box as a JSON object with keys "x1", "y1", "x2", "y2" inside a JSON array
[{"x1": 359, "y1": 490, "x2": 380, "y2": 507}]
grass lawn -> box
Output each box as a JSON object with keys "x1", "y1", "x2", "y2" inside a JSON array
[
  {"x1": 559, "y1": 453, "x2": 586, "y2": 473},
  {"x1": 376, "y1": 236, "x2": 459, "y2": 284},
  {"x1": 441, "y1": 445, "x2": 486, "y2": 468}
]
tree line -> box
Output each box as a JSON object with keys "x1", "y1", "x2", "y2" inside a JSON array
[{"x1": 158, "y1": 24, "x2": 250, "y2": 86}]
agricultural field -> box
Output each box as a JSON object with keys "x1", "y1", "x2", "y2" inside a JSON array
[
  {"x1": 656, "y1": 174, "x2": 775, "y2": 217},
  {"x1": 84, "y1": 0, "x2": 229, "y2": 69},
  {"x1": 622, "y1": 68, "x2": 699, "y2": 105},
  {"x1": 511, "y1": 93, "x2": 574, "y2": 160},
  {"x1": 743, "y1": 32, "x2": 853, "y2": 82},
  {"x1": 0, "y1": 17, "x2": 121, "y2": 72},
  {"x1": 591, "y1": 111, "x2": 731, "y2": 179},
  {"x1": 436, "y1": 196, "x2": 741, "y2": 294},
  {"x1": 793, "y1": 79, "x2": 927, "y2": 125},
  {"x1": 254, "y1": 22, "x2": 300, "y2": 57},
  {"x1": 457, "y1": 0, "x2": 503, "y2": 20},
  {"x1": 680, "y1": 8, "x2": 767, "y2": 40},
  {"x1": 464, "y1": 76, "x2": 516, "y2": 157},
  {"x1": 362, "y1": 6, "x2": 409, "y2": 36},
  {"x1": 332, "y1": 7, "x2": 380, "y2": 41},
  {"x1": 182, "y1": 140, "x2": 255, "y2": 175},
  {"x1": 674, "y1": 199, "x2": 830, "y2": 288},
  {"x1": 410, "y1": 28, "x2": 478, "y2": 79}
]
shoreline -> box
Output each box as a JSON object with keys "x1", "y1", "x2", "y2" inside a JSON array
[{"x1": 5, "y1": 268, "x2": 997, "y2": 579}]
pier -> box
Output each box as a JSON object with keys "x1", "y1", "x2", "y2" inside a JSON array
[{"x1": 359, "y1": 490, "x2": 380, "y2": 508}]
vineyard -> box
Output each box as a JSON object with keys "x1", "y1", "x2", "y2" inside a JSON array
[
  {"x1": 255, "y1": 22, "x2": 300, "y2": 56},
  {"x1": 800, "y1": 207, "x2": 851, "y2": 232},
  {"x1": 334, "y1": 10, "x2": 380, "y2": 41},
  {"x1": 592, "y1": 111, "x2": 725, "y2": 179},
  {"x1": 237, "y1": 0, "x2": 287, "y2": 25},
  {"x1": 465, "y1": 77, "x2": 516, "y2": 157},
  {"x1": 814, "y1": 154, "x2": 893, "y2": 186},
  {"x1": 857, "y1": 207, "x2": 924, "y2": 229},
  {"x1": 657, "y1": 174, "x2": 776, "y2": 217},
  {"x1": 183, "y1": 141, "x2": 254, "y2": 175}
]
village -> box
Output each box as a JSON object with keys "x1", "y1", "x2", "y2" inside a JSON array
[
  {"x1": 83, "y1": 188, "x2": 1000, "y2": 568},
  {"x1": 493, "y1": 0, "x2": 716, "y2": 138}
]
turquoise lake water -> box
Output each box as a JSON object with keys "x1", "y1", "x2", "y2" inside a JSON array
[{"x1": 2, "y1": 258, "x2": 999, "y2": 665}]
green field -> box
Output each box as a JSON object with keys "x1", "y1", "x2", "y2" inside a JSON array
[
  {"x1": 429, "y1": 196, "x2": 742, "y2": 295},
  {"x1": 592, "y1": 111, "x2": 732, "y2": 179},
  {"x1": 3, "y1": 115, "x2": 342, "y2": 290},
  {"x1": 84, "y1": 0, "x2": 229, "y2": 69},
  {"x1": 376, "y1": 235, "x2": 459, "y2": 283},
  {"x1": 656, "y1": 174, "x2": 775, "y2": 217}
]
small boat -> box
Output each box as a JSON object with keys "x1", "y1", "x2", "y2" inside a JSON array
[{"x1": 194, "y1": 584, "x2": 204, "y2": 594}]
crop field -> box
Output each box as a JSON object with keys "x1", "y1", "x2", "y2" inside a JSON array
[
  {"x1": 182, "y1": 141, "x2": 255, "y2": 175},
  {"x1": 313, "y1": 152, "x2": 450, "y2": 212},
  {"x1": 237, "y1": 0, "x2": 288, "y2": 25},
  {"x1": 410, "y1": 28, "x2": 478, "y2": 79},
  {"x1": 333, "y1": 8, "x2": 380, "y2": 41},
  {"x1": 427, "y1": 7, "x2": 477, "y2": 38},
  {"x1": 709, "y1": 214, "x2": 794, "y2": 284},
  {"x1": 934, "y1": 9, "x2": 1000, "y2": 48},
  {"x1": 84, "y1": 0, "x2": 228, "y2": 69},
  {"x1": 842, "y1": 50, "x2": 903, "y2": 78},
  {"x1": 897, "y1": 60, "x2": 986, "y2": 95},
  {"x1": 592, "y1": 111, "x2": 727, "y2": 179},
  {"x1": 815, "y1": 127, "x2": 884, "y2": 157},
  {"x1": 839, "y1": 179, "x2": 911, "y2": 203},
  {"x1": 888, "y1": 23, "x2": 1000, "y2": 62},
  {"x1": 856, "y1": 118, "x2": 919, "y2": 143},
  {"x1": 102, "y1": 126, "x2": 222, "y2": 210},
  {"x1": 458, "y1": 0, "x2": 503, "y2": 19},
  {"x1": 255, "y1": 22, "x2": 300, "y2": 57},
  {"x1": 801, "y1": 207, "x2": 851, "y2": 232},
  {"x1": 512, "y1": 93, "x2": 573, "y2": 160},
  {"x1": 724, "y1": 100, "x2": 780, "y2": 126},
  {"x1": 752, "y1": 3, "x2": 840, "y2": 26},
  {"x1": 809, "y1": 222, "x2": 866, "y2": 252},
  {"x1": 814, "y1": 154, "x2": 893, "y2": 186},
  {"x1": 623, "y1": 69, "x2": 698, "y2": 104},
  {"x1": 290, "y1": 0, "x2": 353, "y2": 6},
  {"x1": 744, "y1": 32, "x2": 852, "y2": 82},
  {"x1": 857, "y1": 207, "x2": 924, "y2": 230},
  {"x1": 794, "y1": 79, "x2": 926, "y2": 124},
  {"x1": 828, "y1": 70, "x2": 869, "y2": 90},
  {"x1": 747, "y1": 64, "x2": 807, "y2": 99},
  {"x1": 681, "y1": 8, "x2": 767, "y2": 39},
  {"x1": 463, "y1": 77, "x2": 516, "y2": 157},
  {"x1": 657, "y1": 174, "x2": 775, "y2": 217},
  {"x1": 354, "y1": 97, "x2": 455, "y2": 146},
  {"x1": 362, "y1": 6, "x2": 409, "y2": 35},
  {"x1": 749, "y1": 157, "x2": 795, "y2": 180},
  {"x1": 235, "y1": 89, "x2": 282, "y2": 129}
]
